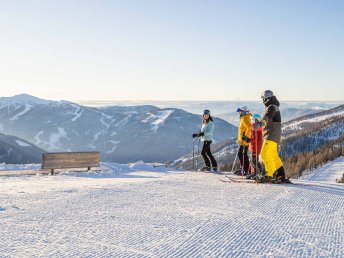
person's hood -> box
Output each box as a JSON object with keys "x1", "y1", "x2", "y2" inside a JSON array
[{"x1": 264, "y1": 96, "x2": 280, "y2": 107}]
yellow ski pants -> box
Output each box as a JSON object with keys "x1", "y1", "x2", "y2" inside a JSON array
[{"x1": 260, "y1": 140, "x2": 283, "y2": 177}]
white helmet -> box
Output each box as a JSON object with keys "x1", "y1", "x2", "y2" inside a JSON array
[
  {"x1": 261, "y1": 90, "x2": 274, "y2": 101},
  {"x1": 236, "y1": 106, "x2": 250, "y2": 113}
]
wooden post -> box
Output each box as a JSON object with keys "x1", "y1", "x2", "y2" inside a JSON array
[{"x1": 51, "y1": 169, "x2": 54, "y2": 175}]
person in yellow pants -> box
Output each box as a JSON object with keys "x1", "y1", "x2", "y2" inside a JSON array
[
  {"x1": 258, "y1": 90, "x2": 290, "y2": 183},
  {"x1": 260, "y1": 140, "x2": 283, "y2": 177}
]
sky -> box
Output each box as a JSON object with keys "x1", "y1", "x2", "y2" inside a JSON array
[{"x1": 0, "y1": 0, "x2": 343, "y2": 101}]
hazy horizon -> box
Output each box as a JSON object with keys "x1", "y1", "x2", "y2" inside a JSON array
[{"x1": 1, "y1": 93, "x2": 343, "y2": 104}]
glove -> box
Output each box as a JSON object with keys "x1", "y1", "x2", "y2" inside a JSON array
[
  {"x1": 198, "y1": 132, "x2": 204, "y2": 137},
  {"x1": 242, "y1": 135, "x2": 250, "y2": 143},
  {"x1": 192, "y1": 133, "x2": 198, "y2": 138}
]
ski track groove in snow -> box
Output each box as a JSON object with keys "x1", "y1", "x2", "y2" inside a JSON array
[{"x1": 0, "y1": 171, "x2": 343, "y2": 257}]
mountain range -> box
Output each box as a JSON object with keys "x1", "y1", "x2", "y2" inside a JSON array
[{"x1": 0, "y1": 94, "x2": 237, "y2": 163}]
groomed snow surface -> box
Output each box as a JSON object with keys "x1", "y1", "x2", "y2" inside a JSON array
[{"x1": 1, "y1": 162, "x2": 344, "y2": 257}]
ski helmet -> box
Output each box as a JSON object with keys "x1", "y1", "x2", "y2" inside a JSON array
[
  {"x1": 236, "y1": 106, "x2": 250, "y2": 113},
  {"x1": 261, "y1": 90, "x2": 274, "y2": 101},
  {"x1": 203, "y1": 109, "x2": 211, "y2": 115}
]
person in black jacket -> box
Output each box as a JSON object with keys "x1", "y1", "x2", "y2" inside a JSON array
[{"x1": 258, "y1": 90, "x2": 290, "y2": 183}]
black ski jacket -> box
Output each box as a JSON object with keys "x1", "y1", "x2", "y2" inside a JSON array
[{"x1": 262, "y1": 96, "x2": 282, "y2": 143}]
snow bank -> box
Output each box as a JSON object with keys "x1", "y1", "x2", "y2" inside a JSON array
[{"x1": 0, "y1": 163, "x2": 40, "y2": 171}]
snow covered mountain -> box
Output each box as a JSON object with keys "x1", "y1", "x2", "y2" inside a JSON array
[
  {"x1": 0, "y1": 95, "x2": 237, "y2": 163},
  {"x1": 217, "y1": 107, "x2": 319, "y2": 125},
  {"x1": 0, "y1": 94, "x2": 54, "y2": 105},
  {"x1": 281, "y1": 104, "x2": 344, "y2": 157},
  {"x1": 215, "y1": 102, "x2": 337, "y2": 124},
  {"x1": 0, "y1": 133, "x2": 44, "y2": 164}
]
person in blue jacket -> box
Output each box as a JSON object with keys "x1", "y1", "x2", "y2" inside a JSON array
[{"x1": 193, "y1": 110, "x2": 218, "y2": 172}]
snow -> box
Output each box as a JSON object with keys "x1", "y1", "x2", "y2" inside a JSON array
[
  {"x1": 9, "y1": 104, "x2": 32, "y2": 121},
  {"x1": 34, "y1": 131, "x2": 44, "y2": 145},
  {"x1": 107, "y1": 140, "x2": 120, "y2": 154},
  {"x1": 143, "y1": 110, "x2": 174, "y2": 133},
  {"x1": 0, "y1": 163, "x2": 343, "y2": 257},
  {"x1": 0, "y1": 163, "x2": 40, "y2": 171},
  {"x1": 93, "y1": 130, "x2": 104, "y2": 142},
  {"x1": 283, "y1": 109, "x2": 344, "y2": 131},
  {"x1": 93, "y1": 113, "x2": 116, "y2": 142},
  {"x1": 70, "y1": 105, "x2": 84, "y2": 122},
  {"x1": 114, "y1": 115, "x2": 130, "y2": 128},
  {"x1": 15, "y1": 140, "x2": 31, "y2": 147},
  {"x1": 0, "y1": 94, "x2": 54, "y2": 106},
  {"x1": 300, "y1": 157, "x2": 344, "y2": 183},
  {"x1": 49, "y1": 127, "x2": 67, "y2": 149}
]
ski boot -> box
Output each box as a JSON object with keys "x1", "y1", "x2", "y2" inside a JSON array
[
  {"x1": 233, "y1": 168, "x2": 242, "y2": 175},
  {"x1": 199, "y1": 166, "x2": 211, "y2": 172},
  {"x1": 256, "y1": 175, "x2": 273, "y2": 183},
  {"x1": 246, "y1": 172, "x2": 257, "y2": 180},
  {"x1": 274, "y1": 167, "x2": 292, "y2": 184}
]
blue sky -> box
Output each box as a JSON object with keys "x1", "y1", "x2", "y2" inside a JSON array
[{"x1": 0, "y1": 0, "x2": 343, "y2": 101}]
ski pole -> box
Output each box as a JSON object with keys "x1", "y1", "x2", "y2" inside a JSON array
[
  {"x1": 196, "y1": 138, "x2": 201, "y2": 171},
  {"x1": 241, "y1": 147, "x2": 245, "y2": 177},
  {"x1": 230, "y1": 145, "x2": 240, "y2": 173},
  {"x1": 192, "y1": 137, "x2": 195, "y2": 171},
  {"x1": 255, "y1": 130, "x2": 259, "y2": 176}
]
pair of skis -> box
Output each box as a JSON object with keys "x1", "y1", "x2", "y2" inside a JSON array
[
  {"x1": 219, "y1": 175, "x2": 292, "y2": 185},
  {"x1": 220, "y1": 175, "x2": 259, "y2": 184}
]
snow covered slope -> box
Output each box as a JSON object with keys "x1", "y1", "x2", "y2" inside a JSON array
[
  {"x1": 300, "y1": 156, "x2": 344, "y2": 183},
  {"x1": 283, "y1": 104, "x2": 344, "y2": 135},
  {"x1": 0, "y1": 133, "x2": 44, "y2": 164},
  {"x1": 0, "y1": 165, "x2": 343, "y2": 257},
  {"x1": 0, "y1": 95, "x2": 237, "y2": 163},
  {"x1": 281, "y1": 104, "x2": 344, "y2": 157}
]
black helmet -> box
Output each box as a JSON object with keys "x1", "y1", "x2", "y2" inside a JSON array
[
  {"x1": 203, "y1": 109, "x2": 211, "y2": 115},
  {"x1": 261, "y1": 90, "x2": 274, "y2": 102}
]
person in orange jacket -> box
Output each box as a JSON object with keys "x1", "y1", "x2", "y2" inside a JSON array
[
  {"x1": 246, "y1": 114, "x2": 264, "y2": 179},
  {"x1": 234, "y1": 106, "x2": 251, "y2": 175}
]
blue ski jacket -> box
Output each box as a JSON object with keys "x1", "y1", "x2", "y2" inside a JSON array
[{"x1": 201, "y1": 121, "x2": 214, "y2": 142}]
